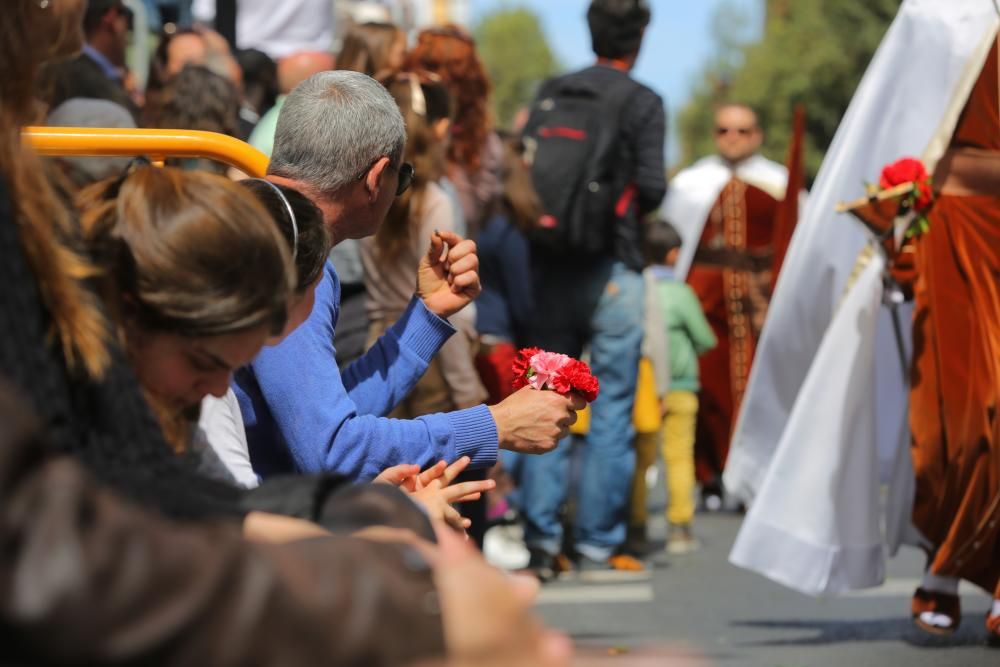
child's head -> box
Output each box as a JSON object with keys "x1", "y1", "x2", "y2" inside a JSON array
[{"x1": 644, "y1": 219, "x2": 683, "y2": 267}]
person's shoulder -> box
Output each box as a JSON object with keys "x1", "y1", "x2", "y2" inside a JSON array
[
  {"x1": 317, "y1": 261, "x2": 339, "y2": 303},
  {"x1": 57, "y1": 51, "x2": 98, "y2": 73},
  {"x1": 737, "y1": 155, "x2": 789, "y2": 198},
  {"x1": 672, "y1": 155, "x2": 728, "y2": 184},
  {"x1": 424, "y1": 180, "x2": 448, "y2": 203},
  {"x1": 745, "y1": 154, "x2": 789, "y2": 181},
  {"x1": 627, "y1": 77, "x2": 662, "y2": 105},
  {"x1": 677, "y1": 281, "x2": 700, "y2": 300},
  {"x1": 658, "y1": 276, "x2": 692, "y2": 295},
  {"x1": 422, "y1": 181, "x2": 454, "y2": 219}
]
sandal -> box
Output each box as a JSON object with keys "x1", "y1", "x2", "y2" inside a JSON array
[{"x1": 911, "y1": 587, "x2": 962, "y2": 635}]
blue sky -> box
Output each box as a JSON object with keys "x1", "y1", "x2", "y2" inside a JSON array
[{"x1": 469, "y1": 0, "x2": 763, "y2": 165}]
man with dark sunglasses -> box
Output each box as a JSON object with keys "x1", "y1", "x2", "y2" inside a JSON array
[
  {"x1": 233, "y1": 71, "x2": 583, "y2": 496},
  {"x1": 661, "y1": 103, "x2": 799, "y2": 512}
]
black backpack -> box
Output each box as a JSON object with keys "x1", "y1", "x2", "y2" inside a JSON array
[{"x1": 522, "y1": 72, "x2": 641, "y2": 257}]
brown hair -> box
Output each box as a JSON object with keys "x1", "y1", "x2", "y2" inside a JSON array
[
  {"x1": 147, "y1": 64, "x2": 241, "y2": 134},
  {"x1": 146, "y1": 28, "x2": 204, "y2": 100},
  {"x1": 1, "y1": 0, "x2": 110, "y2": 378},
  {"x1": 78, "y1": 166, "x2": 294, "y2": 339},
  {"x1": 337, "y1": 22, "x2": 404, "y2": 78},
  {"x1": 240, "y1": 179, "x2": 330, "y2": 292},
  {"x1": 374, "y1": 73, "x2": 452, "y2": 263},
  {"x1": 499, "y1": 134, "x2": 542, "y2": 233},
  {"x1": 406, "y1": 25, "x2": 493, "y2": 173}
]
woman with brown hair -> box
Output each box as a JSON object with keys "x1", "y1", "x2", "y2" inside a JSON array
[
  {"x1": 77, "y1": 165, "x2": 295, "y2": 454},
  {"x1": 360, "y1": 72, "x2": 488, "y2": 417},
  {"x1": 406, "y1": 25, "x2": 503, "y2": 237}
]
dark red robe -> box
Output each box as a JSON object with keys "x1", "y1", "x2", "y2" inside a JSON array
[
  {"x1": 687, "y1": 180, "x2": 781, "y2": 486},
  {"x1": 910, "y1": 38, "x2": 1000, "y2": 596}
]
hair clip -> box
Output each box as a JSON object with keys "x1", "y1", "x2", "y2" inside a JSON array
[
  {"x1": 246, "y1": 179, "x2": 298, "y2": 260},
  {"x1": 409, "y1": 76, "x2": 427, "y2": 117}
]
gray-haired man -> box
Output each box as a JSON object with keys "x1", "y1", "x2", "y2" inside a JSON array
[{"x1": 233, "y1": 71, "x2": 583, "y2": 482}]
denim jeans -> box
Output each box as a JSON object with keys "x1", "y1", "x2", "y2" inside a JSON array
[{"x1": 518, "y1": 260, "x2": 643, "y2": 560}]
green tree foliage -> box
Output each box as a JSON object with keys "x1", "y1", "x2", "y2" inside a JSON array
[
  {"x1": 678, "y1": 0, "x2": 900, "y2": 178},
  {"x1": 475, "y1": 6, "x2": 561, "y2": 130}
]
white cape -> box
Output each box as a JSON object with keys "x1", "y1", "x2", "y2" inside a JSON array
[
  {"x1": 661, "y1": 154, "x2": 789, "y2": 281},
  {"x1": 724, "y1": 0, "x2": 1000, "y2": 596}
]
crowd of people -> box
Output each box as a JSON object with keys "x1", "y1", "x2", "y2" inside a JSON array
[{"x1": 5, "y1": 0, "x2": 998, "y2": 660}]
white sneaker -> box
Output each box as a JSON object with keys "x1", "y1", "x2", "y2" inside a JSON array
[{"x1": 483, "y1": 523, "x2": 530, "y2": 570}]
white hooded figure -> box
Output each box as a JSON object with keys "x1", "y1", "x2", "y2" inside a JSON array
[{"x1": 723, "y1": 0, "x2": 1000, "y2": 596}]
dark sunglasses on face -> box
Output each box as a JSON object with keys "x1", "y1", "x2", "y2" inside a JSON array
[
  {"x1": 394, "y1": 162, "x2": 415, "y2": 196},
  {"x1": 716, "y1": 126, "x2": 755, "y2": 137},
  {"x1": 356, "y1": 160, "x2": 415, "y2": 197}
]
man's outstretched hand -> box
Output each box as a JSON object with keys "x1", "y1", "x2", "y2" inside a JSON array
[
  {"x1": 417, "y1": 230, "x2": 481, "y2": 319},
  {"x1": 488, "y1": 387, "x2": 587, "y2": 455}
]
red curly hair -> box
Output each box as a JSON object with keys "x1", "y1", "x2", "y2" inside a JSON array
[{"x1": 405, "y1": 25, "x2": 493, "y2": 173}]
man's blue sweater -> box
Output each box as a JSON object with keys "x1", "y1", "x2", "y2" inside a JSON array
[{"x1": 234, "y1": 262, "x2": 499, "y2": 481}]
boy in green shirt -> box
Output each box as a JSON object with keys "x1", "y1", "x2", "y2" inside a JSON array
[{"x1": 643, "y1": 220, "x2": 717, "y2": 554}]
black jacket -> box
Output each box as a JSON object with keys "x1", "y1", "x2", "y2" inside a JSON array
[
  {"x1": 535, "y1": 64, "x2": 667, "y2": 271},
  {"x1": 43, "y1": 51, "x2": 140, "y2": 121}
]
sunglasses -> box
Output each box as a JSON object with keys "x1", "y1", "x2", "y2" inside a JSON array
[
  {"x1": 716, "y1": 126, "x2": 755, "y2": 136},
  {"x1": 356, "y1": 160, "x2": 415, "y2": 197}
]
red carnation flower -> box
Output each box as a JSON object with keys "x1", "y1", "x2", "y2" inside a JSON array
[
  {"x1": 563, "y1": 359, "x2": 600, "y2": 403},
  {"x1": 512, "y1": 347, "x2": 543, "y2": 390},
  {"x1": 879, "y1": 157, "x2": 933, "y2": 211},
  {"x1": 549, "y1": 369, "x2": 573, "y2": 394}
]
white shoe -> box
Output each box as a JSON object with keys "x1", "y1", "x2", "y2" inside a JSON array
[{"x1": 483, "y1": 523, "x2": 530, "y2": 570}]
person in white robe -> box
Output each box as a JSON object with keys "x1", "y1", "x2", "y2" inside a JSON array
[{"x1": 724, "y1": 0, "x2": 1000, "y2": 599}]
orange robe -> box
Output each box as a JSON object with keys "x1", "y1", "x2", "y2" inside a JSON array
[
  {"x1": 910, "y1": 38, "x2": 1000, "y2": 596},
  {"x1": 688, "y1": 181, "x2": 780, "y2": 485}
]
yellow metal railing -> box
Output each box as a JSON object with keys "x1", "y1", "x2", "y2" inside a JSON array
[{"x1": 24, "y1": 127, "x2": 269, "y2": 178}]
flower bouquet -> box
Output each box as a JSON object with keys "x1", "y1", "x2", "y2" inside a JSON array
[{"x1": 512, "y1": 348, "x2": 600, "y2": 403}]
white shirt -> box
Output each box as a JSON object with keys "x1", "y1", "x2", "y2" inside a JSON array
[
  {"x1": 196, "y1": 389, "x2": 260, "y2": 489},
  {"x1": 192, "y1": 0, "x2": 334, "y2": 59}
]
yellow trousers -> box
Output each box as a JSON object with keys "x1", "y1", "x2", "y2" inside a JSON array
[{"x1": 630, "y1": 390, "x2": 699, "y2": 527}]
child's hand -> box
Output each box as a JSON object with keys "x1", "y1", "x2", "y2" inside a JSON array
[
  {"x1": 660, "y1": 397, "x2": 671, "y2": 419},
  {"x1": 411, "y1": 475, "x2": 496, "y2": 531},
  {"x1": 376, "y1": 457, "x2": 496, "y2": 532}
]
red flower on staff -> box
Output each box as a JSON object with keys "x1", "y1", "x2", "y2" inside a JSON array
[{"x1": 879, "y1": 157, "x2": 933, "y2": 211}]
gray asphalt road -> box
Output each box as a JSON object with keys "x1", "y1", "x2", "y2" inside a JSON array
[{"x1": 536, "y1": 513, "x2": 997, "y2": 667}]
